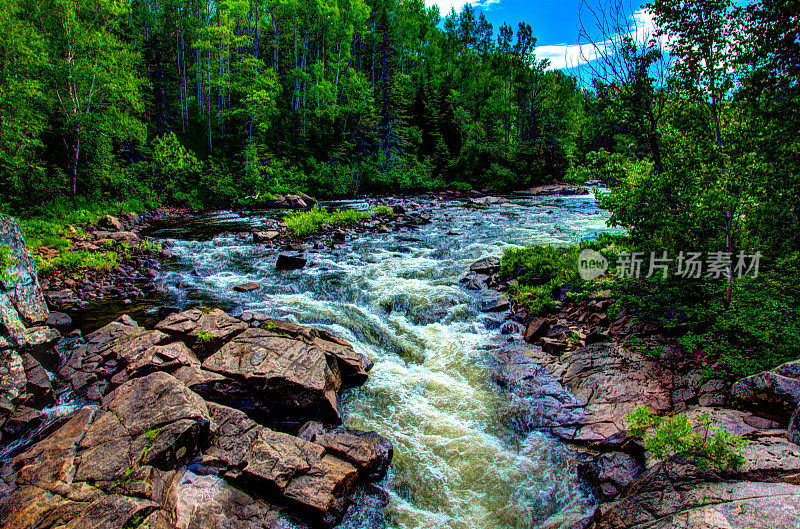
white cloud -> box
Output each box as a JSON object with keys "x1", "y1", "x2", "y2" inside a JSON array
[
  {"x1": 536, "y1": 7, "x2": 663, "y2": 71},
  {"x1": 424, "y1": 0, "x2": 501, "y2": 16},
  {"x1": 535, "y1": 41, "x2": 611, "y2": 70}
]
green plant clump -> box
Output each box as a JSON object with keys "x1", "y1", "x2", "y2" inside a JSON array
[
  {"x1": 284, "y1": 205, "x2": 388, "y2": 236},
  {"x1": 626, "y1": 406, "x2": 747, "y2": 470},
  {"x1": 0, "y1": 244, "x2": 19, "y2": 284},
  {"x1": 196, "y1": 331, "x2": 215, "y2": 343},
  {"x1": 36, "y1": 250, "x2": 120, "y2": 274}
]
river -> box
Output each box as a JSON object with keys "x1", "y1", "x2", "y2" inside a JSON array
[{"x1": 135, "y1": 193, "x2": 612, "y2": 529}]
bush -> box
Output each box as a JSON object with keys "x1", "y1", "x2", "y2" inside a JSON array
[
  {"x1": 500, "y1": 234, "x2": 623, "y2": 315},
  {"x1": 626, "y1": 406, "x2": 747, "y2": 470}
]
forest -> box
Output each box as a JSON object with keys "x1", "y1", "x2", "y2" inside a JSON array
[{"x1": 1, "y1": 0, "x2": 592, "y2": 211}]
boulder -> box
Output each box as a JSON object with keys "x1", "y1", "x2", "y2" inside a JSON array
[
  {"x1": 469, "y1": 256, "x2": 501, "y2": 275},
  {"x1": 277, "y1": 254, "x2": 307, "y2": 270},
  {"x1": 470, "y1": 196, "x2": 510, "y2": 206},
  {"x1": 108, "y1": 230, "x2": 140, "y2": 246},
  {"x1": 790, "y1": 406, "x2": 800, "y2": 445},
  {"x1": 252, "y1": 230, "x2": 280, "y2": 243},
  {"x1": 73, "y1": 373, "x2": 210, "y2": 485},
  {"x1": 233, "y1": 282, "x2": 261, "y2": 293},
  {"x1": 96, "y1": 215, "x2": 123, "y2": 231},
  {"x1": 732, "y1": 360, "x2": 800, "y2": 422},
  {"x1": 299, "y1": 422, "x2": 393, "y2": 480},
  {"x1": 523, "y1": 317, "x2": 551, "y2": 342},
  {"x1": 199, "y1": 327, "x2": 343, "y2": 425},
  {"x1": 46, "y1": 311, "x2": 72, "y2": 331},
  {"x1": 478, "y1": 297, "x2": 510, "y2": 313},
  {"x1": 202, "y1": 403, "x2": 359, "y2": 525},
  {"x1": 0, "y1": 214, "x2": 48, "y2": 325}
]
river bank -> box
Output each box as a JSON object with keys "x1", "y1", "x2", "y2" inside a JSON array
[{"x1": 466, "y1": 258, "x2": 800, "y2": 528}]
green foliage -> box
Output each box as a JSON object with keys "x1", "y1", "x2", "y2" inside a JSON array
[
  {"x1": 500, "y1": 235, "x2": 621, "y2": 315},
  {"x1": 371, "y1": 205, "x2": 394, "y2": 216},
  {"x1": 196, "y1": 331, "x2": 215, "y2": 344},
  {"x1": 36, "y1": 250, "x2": 119, "y2": 274},
  {"x1": 284, "y1": 205, "x2": 381, "y2": 236},
  {"x1": 139, "y1": 239, "x2": 162, "y2": 254},
  {"x1": 0, "y1": 245, "x2": 19, "y2": 284},
  {"x1": 626, "y1": 406, "x2": 747, "y2": 470}
]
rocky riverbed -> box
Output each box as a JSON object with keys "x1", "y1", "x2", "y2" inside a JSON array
[{"x1": 0, "y1": 213, "x2": 392, "y2": 528}]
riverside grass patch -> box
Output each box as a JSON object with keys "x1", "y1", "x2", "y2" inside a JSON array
[{"x1": 284, "y1": 205, "x2": 393, "y2": 236}]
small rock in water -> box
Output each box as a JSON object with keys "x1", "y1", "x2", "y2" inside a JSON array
[
  {"x1": 478, "y1": 297, "x2": 510, "y2": 313},
  {"x1": 233, "y1": 282, "x2": 261, "y2": 293},
  {"x1": 46, "y1": 311, "x2": 72, "y2": 331},
  {"x1": 276, "y1": 254, "x2": 307, "y2": 270}
]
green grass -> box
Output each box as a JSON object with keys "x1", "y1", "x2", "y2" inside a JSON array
[
  {"x1": 284, "y1": 204, "x2": 393, "y2": 236},
  {"x1": 36, "y1": 250, "x2": 120, "y2": 274},
  {"x1": 0, "y1": 244, "x2": 19, "y2": 284},
  {"x1": 196, "y1": 331, "x2": 214, "y2": 343}
]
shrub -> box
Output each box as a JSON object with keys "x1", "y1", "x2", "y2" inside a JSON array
[{"x1": 626, "y1": 406, "x2": 747, "y2": 470}]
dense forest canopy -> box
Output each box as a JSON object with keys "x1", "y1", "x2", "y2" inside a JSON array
[{"x1": 0, "y1": 0, "x2": 589, "y2": 210}]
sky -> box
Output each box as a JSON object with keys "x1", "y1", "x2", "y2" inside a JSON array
[{"x1": 423, "y1": 0, "x2": 654, "y2": 72}]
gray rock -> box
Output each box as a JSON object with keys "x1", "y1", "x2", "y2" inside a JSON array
[
  {"x1": 469, "y1": 256, "x2": 501, "y2": 275},
  {"x1": 732, "y1": 359, "x2": 800, "y2": 422}
]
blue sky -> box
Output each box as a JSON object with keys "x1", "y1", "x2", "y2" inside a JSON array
[{"x1": 423, "y1": 0, "x2": 654, "y2": 71}]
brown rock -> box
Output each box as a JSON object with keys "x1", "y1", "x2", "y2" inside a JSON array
[
  {"x1": 155, "y1": 309, "x2": 247, "y2": 355},
  {"x1": 523, "y1": 317, "x2": 550, "y2": 342},
  {"x1": 233, "y1": 282, "x2": 261, "y2": 293},
  {"x1": 200, "y1": 328, "x2": 342, "y2": 424},
  {"x1": 299, "y1": 422, "x2": 393, "y2": 480},
  {"x1": 97, "y1": 215, "x2": 123, "y2": 231}
]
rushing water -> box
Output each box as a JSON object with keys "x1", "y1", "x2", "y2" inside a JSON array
[{"x1": 142, "y1": 194, "x2": 613, "y2": 529}]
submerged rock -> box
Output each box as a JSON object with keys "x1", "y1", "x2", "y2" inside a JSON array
[
  {"x1": 233, "y1": 282, "x2": 261, "y2": 293},
  {"x1": 276, "y1": 254, "x2": 307, "y2": 270}
]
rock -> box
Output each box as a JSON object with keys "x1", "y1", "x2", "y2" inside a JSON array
[
  {"x1": 46, "y1": 311, "x2": 72, "y2": 331},
  {"x1": 108, "y1": 230, "x2": 140, "y2": 246},
  {"x1": 470, "y1": 196, "x2": 510, "y2": 206},
  {"x1": 524, "y1": 343, "x2": 674, "y2": 443},
  {"x1": 21, "y1": 353, "x2": 54, "y2": 408},
  {"x1": 253, "y1": 230, "x2": 280, "y2": 243},
  {"x1": 478, "y1": 297, "x2": 510, "y2": 313},
  {"x1": 200, "y1": 327, "x2": 343, "y2": 425},
  {"x1": 277, "y1": 254, "x2": 307, "y2": 270},
  {"x1": 732, "y1": 360, "x2": 800, "y2": 422},
  {"x1": 74, "y1": 372, "x2": 211, "y2": 485},
  {"x1": 121, "y1": 212, "x2": 140, "y2": 226},
  {"x1": 174, "y1": 470, "x2": 290, "y2": 529},
  {"x1": 155, "y1": 309, "x2": 248, "y2": 354},
  {"x1": 470, "y1": 256, "x2": 501, "y2": 275},
  {"x1": 299, "y1": 422, "x2": 393, "y2": 480},
  {"x1": 501, "y1": 321, "x2": 522, "y2": 335},
  {"x1": 233, "y1": 282, "x2": 261, "y2": 293},
  {"x1": 96, "y1": 214, "x2": 123, "y2": 231},
  {"x1": 523, "y1": 317, "x2": 551, "y2": 342},
  {"x1": 0, "y1": 214, "x2": 49, "y2": 325},
  {"x1": 587, "y1": 456, "x2": 800, "y2": 529},
  {"x1": 790, "y1": 406, "x2": 800, "y2": 445},
  {"x1": 202, "y1": 403, "x2": 359, "y2": 525},
  {"x1": 578, "y1": 452, "x2": 643, "y2": 499}
]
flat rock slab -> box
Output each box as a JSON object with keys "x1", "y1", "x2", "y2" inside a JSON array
[
  {"x1": 588, "y1": 457, "x2": 800, "y2": 529},
  {"x1": 155, "y1": 309, "x2": 248, "y2": 354}
]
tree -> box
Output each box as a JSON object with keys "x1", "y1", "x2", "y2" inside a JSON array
[{"x1": 40, "y1": 0, "x2": 146, "y2": 196}]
